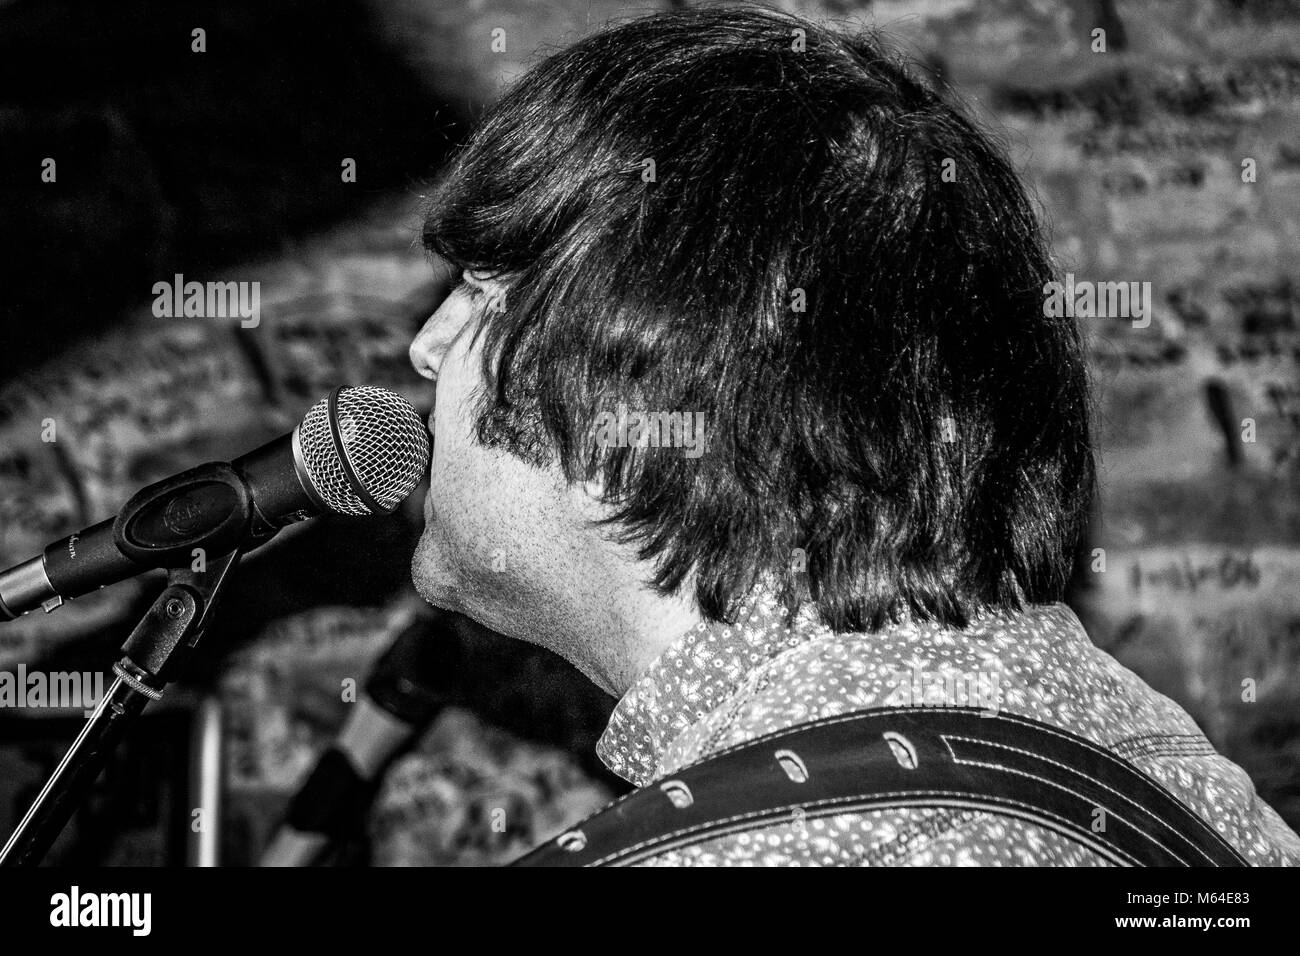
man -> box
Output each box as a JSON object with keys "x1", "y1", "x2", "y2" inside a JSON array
[{"x1": 407, "y1": 6, "x2": 1300, "y2": 865}]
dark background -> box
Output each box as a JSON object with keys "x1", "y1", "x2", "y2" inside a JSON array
[{"x1": 0, "y1": 0, "x2": 1297, "y2": 864}]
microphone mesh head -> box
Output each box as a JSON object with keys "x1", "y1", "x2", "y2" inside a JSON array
[{"x1": 296, "y1": 386, "x2": 431, "y2": 516}]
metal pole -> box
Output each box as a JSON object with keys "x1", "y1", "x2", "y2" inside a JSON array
[
  {"x1": 0, "y1": 673, "x2": 152, "y2": 866},
  {"x1": 187, "y1": 694, "x2": 224, "y2": 867}
]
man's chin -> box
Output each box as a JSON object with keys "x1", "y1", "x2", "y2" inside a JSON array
[
  {"x1": 408, "y1": 533, "x2": 465, "y2": 616},
  {"x1": 408, "y1": 533, "x2": 515, "y2": 639}
]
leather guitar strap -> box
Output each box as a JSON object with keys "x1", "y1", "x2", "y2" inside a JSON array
[{"x1": 511, "y1": 706, "x2": 1247, "y2": 867}]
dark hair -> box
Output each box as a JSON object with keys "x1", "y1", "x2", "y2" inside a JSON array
[{"x1": 421, "y1": 5, "x2": 1095, "y2": 631}]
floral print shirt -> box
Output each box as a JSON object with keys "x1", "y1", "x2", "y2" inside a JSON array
[{"x1": 595, "y1": 595, "x2": 1300, "y2": 866}]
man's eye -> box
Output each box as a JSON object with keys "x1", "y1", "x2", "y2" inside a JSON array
[{"x1": 457, "y1": 272, "x2": 486, "y2": 299}]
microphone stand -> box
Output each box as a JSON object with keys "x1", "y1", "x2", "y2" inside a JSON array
[{"x1": 0, "y1": 549, "x2": 242, "y2": 867}]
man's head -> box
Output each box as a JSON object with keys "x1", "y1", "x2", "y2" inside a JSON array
[{"x1": 409, "y1": 6, "x2": 1095, "y2": 692}]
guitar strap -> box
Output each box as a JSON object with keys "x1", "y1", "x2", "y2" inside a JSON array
[{"x1": 511, "y1": 706, "x2": 1247, "y2": 867}]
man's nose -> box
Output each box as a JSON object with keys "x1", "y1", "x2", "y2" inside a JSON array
[{"x1": 408, "y1": 309, "x2": 462, "y2": 381}]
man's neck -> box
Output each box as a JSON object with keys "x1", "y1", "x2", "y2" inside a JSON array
[{"x1": 584, "y1": 581, "x2": 703, "y2": 698}]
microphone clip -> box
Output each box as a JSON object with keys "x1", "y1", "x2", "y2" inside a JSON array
[{"x1": 113, "y1": 462, "x2": 258, "y2": 570}]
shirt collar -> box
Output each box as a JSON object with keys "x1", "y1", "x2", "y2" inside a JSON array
[{"x1": 596, "y1": 591, "x2": 829, "y2": 786}]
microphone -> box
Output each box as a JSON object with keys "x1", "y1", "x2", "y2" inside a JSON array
[{"x1": 0, "y1": 385, "x2": 430, "y2": 621}]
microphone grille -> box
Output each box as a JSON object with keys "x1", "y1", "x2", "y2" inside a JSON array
[{"x1": 296, "y1": 386, "x2": 431, "y2": 516}]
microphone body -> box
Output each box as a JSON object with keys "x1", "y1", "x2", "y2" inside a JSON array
[
  {"x1": 0, "y1": 435, "x2": 318, "y2": 620},
  {"x1": 0, "y1": 386, "x2": 430, "y2": 621}
]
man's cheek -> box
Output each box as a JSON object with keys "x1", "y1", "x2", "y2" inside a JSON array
[{"x1": 428, "y1": 388, "x2": 472, "y2": 487}]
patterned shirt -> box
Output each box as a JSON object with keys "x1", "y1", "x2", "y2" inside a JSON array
[{"x1": 595, "y1": 594, "x2": 1300, "y2": 866}]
